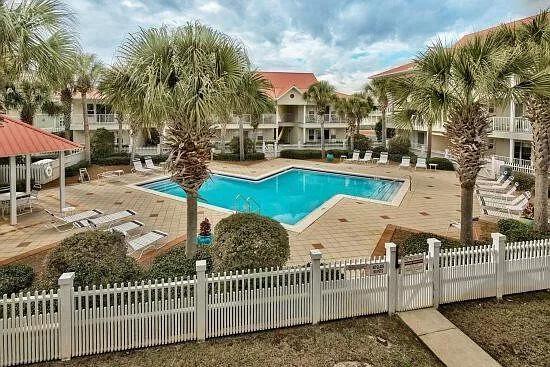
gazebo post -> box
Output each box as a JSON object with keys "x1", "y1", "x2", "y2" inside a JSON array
[
  {"x1": 9, "y1": 155, "x2": 17, "y2": 226},
  {"x1": 59, "y1": 151, "x2": 65, "y2": 213},
  {"x1": 25, "y1": 154, "x2": 31, "y2": 194}
]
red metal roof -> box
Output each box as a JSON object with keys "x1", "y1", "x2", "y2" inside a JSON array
[
  {"x1": 258, "y1": 71, "x2": 318, "y2": 98},
  {"x1": 370, "y1": 62, "x2": 416, "y2": 79},
  {"x1": 0, "y1": 115, "x2": 82, "y2": 157},
  {"x1": 456, "y1": 15, "x2": 536, "y2": 46}
]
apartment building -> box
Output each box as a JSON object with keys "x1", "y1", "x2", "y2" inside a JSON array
[{"x1": 369, "y1": 15, "x2": 537, "y2": 165}]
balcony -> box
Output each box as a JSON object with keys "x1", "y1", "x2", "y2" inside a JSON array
[
  {"x1": 70, "y1": 114, "x2": 122, "y2": 130},
  {"x1": 6, "y1": 113, "x2": 65, "y2": 133},
  {"x1": 489, "y1": 117, "x2": 532, "y2": 134},
  {"x1": 305, "y1": 114, "x2": 345, "y2": 124}
]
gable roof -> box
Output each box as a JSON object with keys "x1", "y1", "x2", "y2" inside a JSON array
[
  {"x1": 0, "y1": 115, "x2": 82, "y2": 157},
  {"x1": 370, "y1": 62, "x2": 416, "y2": 79},
  {"x1": 258, "y1": 71, "x2": 318, "y2": 99}
]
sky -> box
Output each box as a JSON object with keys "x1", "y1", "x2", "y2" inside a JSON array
[{"x1": 71, "y1": 0, "x2": 548, "y2": 93}]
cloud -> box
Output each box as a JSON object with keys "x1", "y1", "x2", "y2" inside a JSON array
[{"x1": 68, "y1": 0, "x2": 547, "y2": 92}]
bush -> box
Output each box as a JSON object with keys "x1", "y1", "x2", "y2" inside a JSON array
[
  {"x1": 91, "y1": 128, "x2": 115, "y2": 159},
  {"x1": 512, "y1": 172, "x2": 535, "y2": 191},
  {"x1": 428, "y1": 157, "x2": 455, "y2": 171},
  {"x1": 148, "y1": 246, "x2": 213, "y2": 280},
  {"x1": 388, "y1": 152, "x2": 417, "y2": 165},
  {"x1": 372, "y1": 146, "x2": 387, "y2": 158},
  {"x1": 65, "y1": 160, "x2": 89, "y2": 177},
  {"x1": 352, "y1": 134, "x2": 372, "y2": 152},
  {"x1": 280, "y1": 149, "x2": 321, "y2": 159},
  {"x1": 388, "y1": 135, "x2": 411, "y2": 155},
  {"x1": 0, "y1": 264, "x2": 34, "y2": 295},
  {"x1": 150, "y1": 154, "x2": 168, "y2": 164},
  {"x1": 229, "y1": 136, "x2": 254, "y2": 155},
  {"x1": 213, "y1": 152, "x2": 265, "y2": 161},
  {"x1": 15, "y1": 178, "x2": 36, "y2": 192},
  {"x1": 497, "y1": 219, "x2": 550, "y2": 242},
  {"x1": 45, "y1": 231, "x2": 143, "y2": 288},
  {"x1": 398, "y1": 233, "x2": 463, "y2": 256},
  {"x1": 92, "y1": 155, "x2": 131, "y2": 166},
  {"x1": 212, "y1": 213, "x2": 289, "y2": 272},
  {"x1": 375, "y1": 119, "x2": 382, "y2": 141}
]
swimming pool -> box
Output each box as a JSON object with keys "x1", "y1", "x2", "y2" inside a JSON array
[{"x1": 138, "y1": 167, "x2": 405, "y2": 229}]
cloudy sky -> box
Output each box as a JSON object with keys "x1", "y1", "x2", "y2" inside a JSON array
[{"x1": 72, "y1": 0, "x2": 547, "y2": 92}]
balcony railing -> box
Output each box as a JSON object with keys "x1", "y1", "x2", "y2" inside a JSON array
[
  {"x1": 489, "y1": 116, "x2": 532, "y2": 134},
  {"x1": 87, "y1": 114, "x2": 116, "y2": 124},
  {"x1": 305, "y1": 114, "x2": 344, "y2": 124},
  {"x1": 6, "y1": 113, "x2": 65, "y2": 132}
]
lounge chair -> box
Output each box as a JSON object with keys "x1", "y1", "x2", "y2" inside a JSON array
[
  {"x1": 76, "y1": 209, "x2": 137, "y2": 229},
  {"x1": 476, "y1": 182, "x2": 519, "y2": 200},
  {"x1": 132, "y1": 160, "x2": 153, "y2": 175},
  {"x1": 480, "y1": 194, "x2": 530, "y2": 219},
  {"x1": 415, "y1": 157, "x2": 427, "y2": 170},
  {"x1": 476, "y1": 176, "x2": 514, "y2": 192},
  {"x1": 477, "y1": 171, "x2": 509, "y2": 186},
  {"x1": 109, "y1": 220, "x2": 144, "y2": 236},
  {"x1": 377, "y1": 152, "x2": 389, "y2": 165},
  {"x1": 360, "y1": 150, "x2": 373, "y2": 164},
  {"x1": 399, "y1": 156, "x2": 411, "y2": 169},
  {"x1": 479, "y1": 191, "x2": 530, "y2": 208},
  {"x1": 345, "y1": 151, "x2": 360, "y2": 163},
  {"x1": 144, "y1": 157, "x2": 163, "y2": 171},
  {"x1": 127, "y1": 230, "x2": 168, "y2": 258},
  {"x1": 45, "y1": 209, "x2": 103, "y2": 232}
]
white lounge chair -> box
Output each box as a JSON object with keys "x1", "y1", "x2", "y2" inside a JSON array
[
  {"x1": 479, "y1": 191, "x2": 530, "y2": 208},
  {"x1": 377, "y1": 152, "x2": 389, "y2": 165},
  {"x1": 132, "y1": 160, "x2": 153, "y2": 175},
  {"x1": 76, "y1": 209, "x2": 137, "y2": 229},
  {"x1": 345, "y1": 151, "x2": 360, "y2": 163},
  {"x1": 109, "y1": 220, "x2": 144, "y2": 236},
  {"x1": 415, "y1": 157, "x2": 427, "y2": 170},
  {"x1": 476, "y1": 182, "x2": 519, "y2": 200},
  {"x1": 399, "y1": 156, "x2": 411, "y2": 169},
  {"x1": 144, "y1": 157, "x2": 163, "y2": 171},
  {"x1": 45, "y1": 209, "x2": 103, "y2": 232},
  {"x1": 477, "y1": 171, "x2": 509, "y2": 186},
  {"x1": 476, "y1": 176, "x2": 514, "y2": 192},
  {"x1": 127, "y1": 230, "x2": 168, "y2": 258},
  {"x1": 360, "y1": 151, "x2": 373, "y2": 164},
  {"x1": 480, "y1": 194, "x2": 530, "y2": 219}
]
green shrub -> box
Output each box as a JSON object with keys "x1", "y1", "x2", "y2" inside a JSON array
[
  {"x1": 497, "y1": 219, "x2": 550, "y2": 242},
  {"x1": 150, "y1": 154, "x2": 168, "y2": 164},
  {"x1": 398, "y1": 233, "x2": 464, "y2": 256},
  {"x1": 92, "y1": 155, "x2": 131, "y2": 166},
  {"x1": 148, "y1": 246, "x2": 213, "y2": 280},
  {"x1": 213, "y1": 152, "x2": 265, "y2": 161},
  {"x1": 280, "y1": 149, "x2": 321, "y2": 159},
  {"x1": 91, "y1": 128, "x2": 115, "y2": 159},
  {"x1": 45, "y1": 231, "x2": 143, "y2": 288},
  {"x1": 352, "y1": 134, "x2": 372, "y2": 152},
  {"x1": 389, "y1": 152, "x2": 417, "y2": 165},
  {"x1": 229, "y1": 136, "x2": 255, "y2": 155},
  {"x1": 327, "y1": 149, "x2": 350, "y2": 158},
  {"x1": 375, "y1": 119, "x2": 382, "y2": 141},
  {"x1": 427, "y1": 157, "x2": 455, "y2": 171},
  {"x1": 388, "y1": 135, "x2": 411, "y2": 155},
  {"x1": 0, "y1": 264, "x2": 34, "y2": 295},
  {"x1": 512, "y1": 172, "x2": 535, "y2": 191},
  {"x1": 212, "y1": 213, "x2": 289, "y2": 272},
  {"x1": 65, "y1": 160, "x2": 89, "y2": 177},
  {"x1": 372, "y1": 146, "x2": 387, "y2": 158}
]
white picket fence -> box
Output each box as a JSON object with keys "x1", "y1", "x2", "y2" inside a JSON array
[{"x1": 1, "y1": 234, "x2": 549, "y2": 366}]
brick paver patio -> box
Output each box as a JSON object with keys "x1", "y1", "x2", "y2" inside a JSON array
[{"x1": 0, "y1": 158, "x2": 479, "y2": 265}]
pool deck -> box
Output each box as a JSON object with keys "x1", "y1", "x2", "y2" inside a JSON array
[{"x1": 0, "y1": 158, "x2": 480, "y2": 266}]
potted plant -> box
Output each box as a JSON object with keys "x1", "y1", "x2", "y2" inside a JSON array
[{"x1": 197, "y1": 217, "x2": 213, "y2": 245}]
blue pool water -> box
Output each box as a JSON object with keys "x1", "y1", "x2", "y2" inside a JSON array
[{"x1": 140, "y1": 168, "x2": 403, "y2": 226}]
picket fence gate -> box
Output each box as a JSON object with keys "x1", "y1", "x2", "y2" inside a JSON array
[{"x1": 1, "y1": 234, "x2": 549, "y2": 366}]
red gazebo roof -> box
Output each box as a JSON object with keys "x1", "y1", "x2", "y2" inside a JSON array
[{"x1": 0, "y1": 115, "x2": 82, "y2": 157}]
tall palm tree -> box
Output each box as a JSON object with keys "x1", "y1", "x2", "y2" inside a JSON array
[
  {"x1": 103, "y1": 23, "x2": 249, "y2": 257},
  {"x1": 4, "y1": 79, "x2": 62, "y2": 125},
  {"x1": 335, "y1": 93, "x2": 374, "y2": 152},
  {"x1": 496, "y1": 11, "x2": 550, "y2": 232},
  {"x1": 74, "y1": 53, "x2": 103, "y2": 162},
  {"x1": 334, "y1": 97, "x2": 354, "y2": 150},
  {"x1": 365, "y1": 78, "x2": 391, "y2": 145},
  {"x1": 0, "y1": 0, "x2": 78, "y2": 113},
  {"x1": 303, "y1": 81, "x2": 336, "y2": 158}
]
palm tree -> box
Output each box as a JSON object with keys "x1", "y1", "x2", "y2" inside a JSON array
[
  {"x1": 74, "y1": 53, "x2": 104, "y2": 163},
  {"x1": 496, "y1": 11, "x2": 550, "y2": 232},
  {"x1": 103, "y1": 24, "x2": 249, "y2": 257},
  {"x1": 334, "y1": 97, "x2": 354, "y2": 150},
  {"x1": 0, "y1": 0, "x2": 78, "y2": 113},
  {"x1": 365, "y1": 78, "x2": 391, "y2": 145},
  {"x1": 4, "y1": 79, "x2": 62, "y2": 125},
  {"x1": 335, "y1": 93, "x2": 374, "y2": 152},
  {"x1": 303, "y1": 81, "x2": 336, "y2": 158}
]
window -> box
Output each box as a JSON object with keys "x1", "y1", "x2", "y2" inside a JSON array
[
  {"x1": 514, "y1": 141, "x2": 531, "y2": 161},
  {"x1": 417, "y1": 132, "x2": 426, "y2": 145},
  {"x1": 257, "y1": 135, "x2": 263, "y2": 141},
  {"x1": 514, "y1": 103, "x2": 523, "y2": 117},
  {"x1": 324, "y1": 129, "x2": 330, "y2": 140},
  {"x1": 308, "y1": 129, "x2": 315, "y2": 141},
  {"x1": 86, "y1": 104, "x2": 95, "y2": 115}
]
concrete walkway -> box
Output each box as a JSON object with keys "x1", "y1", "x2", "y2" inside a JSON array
[{"x1": 399, "y1": 308, "x2": 501, "y2": 367}]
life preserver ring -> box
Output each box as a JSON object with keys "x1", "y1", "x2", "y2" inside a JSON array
[{"x1": 44, "y1": 165, "x2": 53, "y2": 178}]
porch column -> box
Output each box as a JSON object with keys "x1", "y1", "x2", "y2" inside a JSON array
[
  {"x1": 25, "y1": 154, "x2": 31, "y2": 194},
  {"x1": 59, "y1": 151, "x2": 66, "y2": 213},
  {"x1": 509, "y1": 139, "x2": 514, "y2": 162},
  {"x1": 9, "y1": 156, "x2": 17, "y2": 226}
]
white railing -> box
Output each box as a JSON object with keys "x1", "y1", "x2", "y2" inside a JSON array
[
  {"x1": 490, "y1": 116, "x2": 532, "y2": 134},
  {"x1": 261, "y1": 114, "x2": 276, "y2": 124},
  {"x1": 6, "y1": 113, "x2": 65, "y2": 133},
  {"x1": 513, "y1": 117, "x2": 531, "y2": 133},
  {"x1": 1, "y1": 235, "x2": 549, "y2": 366},
  {"x1": 305, "y1": 114, "x2": 344, "y2": 124},
  {"x1": 492, "y1": 155, "x2": 533, "y2": 175},
  {"x1": 87, "y1": 114, "x2": 116, "y2": 123}
]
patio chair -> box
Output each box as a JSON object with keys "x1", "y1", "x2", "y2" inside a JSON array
[
  {"x1": 477, "y1": 171, "x2": 509, "y2": 186},
  {"x1": 144, "y1": 157, "x2": 163, "y2": 171},
  {"x1": 131, "y1": 160, "x2": 153, "y2": 175},
  {"x1": 399, "y1": 156, "x2": 411, "y2": 169},
  {"x1": 476, "y1": 176, "x2": 514, "y2": 192},
  {"x1": 345, "y1": 151, "x2": 360, "y2": 163},
  {"x1": 360, "y1": 150, "x2": 373, "y2": 164},
  {"x1": 479, "y1": 191, "x2": 530, "y2": 208},
  {"x1": 109, "y1": 220, "x2": 144, "y2": 237},
  {"x1": 127, "y1": 230, "x2": 168, "y2": 258},
  {"x1": 377, "y1": 152, "x2": 389, "y2": 165},
  {"x1": 415, "y1": 157, "x2": 428, "y2": 170},
  {"x1": 480, "y1": 194, "x2": 530, "y2": 219},
  {"x1": 79, "y1": 168, "x2": 91, "y2": 183},
  {"x1": 476, "y1": 182, "x2": 519, "y2": 200},
  {"x1": 45, "y1": 209, "x2": 103, "y2": 232},
  {"x1": 76, "y1": 209, "x2": 137, "y2": 229}
]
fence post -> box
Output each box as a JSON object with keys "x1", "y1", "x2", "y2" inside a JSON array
[
  {"x1": 385, "y1": 242, "x2": 397, "y2": 315},
  {"x1": 428, "y1": 238, "x2": 441, "y2": 308},
  {"x1": 492, "y1": 233, "x2": 507, "y2": 299},
  {"x1": 195, "y1": 260, "x2": 207, "y2": 341},
  {"x1": 58, "y1": 272, "x2": 75, "y2": 361},
  {"x1": 310, "y1": 249, "x2": 322, "y2": 324}
]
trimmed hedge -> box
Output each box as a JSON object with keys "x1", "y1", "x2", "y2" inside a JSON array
[
  {"x1": 428, "y1": 157, "x2": 454, "y2": 171},
  {"x1": 372, "y1": 146, "x2": 387, "y2": 158},
  {"x1": 91, "y1": 128, "x2": 115, "y2": 159},
  {"x1": 497, "y1": 219, "x2": 550, "y2": 243},
  {"x1": 352, "y1": 134, "x2": 372, "y2": 151},
  {"x1": 0, "y1": 264, "x2": 35, "y2": 295},
  {"x1": 148, "y1": 246, "x2": 213, "y2": 280},
  {"x1": 512, "y1": 172, "x2": 534, "y2": 191},
  {"x1": 229, "y1": 136, "x2": 255, "y2": 155},
  {"x1": 398, "y1": 232, "x2": 489, "y2": 256},
  {"x1": 65, "y1": 160, "x2": 89, "y2": 177},
  {"x1": 388, "y1": 135, "x2": 411, "y2": 155},
  {"x1": 213, "y1": 152, "x2": 265, "y2": 161},
  {"x1": 92, "y1": 155, "x2": 130, "y2": 166},
  {"x1": 45, "y1": 231, "x2": 143, "y2": 288},
  {"x1": 279, "y1": 149, "x2": 348, "y2": 160},
  {"x1": 212, "y1": 213, "x2": 289, "y2": 272}
]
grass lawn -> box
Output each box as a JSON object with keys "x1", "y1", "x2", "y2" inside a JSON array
[
  {"x1": 440, "y1": 290, "x2": 550, "y2": 367},
  {"x1": 38, "y1": 315, "x2": 442, "y2": 367}
]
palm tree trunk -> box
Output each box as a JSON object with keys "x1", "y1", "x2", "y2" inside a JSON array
[
  {"x1": 186, "y1": 191, "x2": 198, "y2": 258},
  {"x1": 60, "y1": 88, "x2": 72, "y2": 140},
  {"x1": 220, "y1": 123, "x2": 227, "y2": 154},
  {"x1": 426, "y1": 123, "x2": 433, "y2": 162},
  {"x1": 117, "y1": 116, "x2": 123, "y2": 152},
  {"x1": 381, "y1": 108, "x2": 387, "y2": 146},
  {"x1": 460, "y1": 183, "x2": 474, "y2": 244},
  {"x1": 320, "y1": 119, "x2": 326, "y2": 159},
  {"x1": 239, "y1": 117, "x2": 245, "y2": 161},
  {"x1": 81, "y1": 92, "x2": 91, "y2": 162}
]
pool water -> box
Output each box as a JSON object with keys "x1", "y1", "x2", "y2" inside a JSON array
[{"x1": 140, "y1": 168, "x2": 403, "y2": 226}]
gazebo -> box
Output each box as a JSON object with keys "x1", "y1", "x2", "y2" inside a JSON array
[{"x1": 0, "y1": 115, "x2": 82, "y2": 226}]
